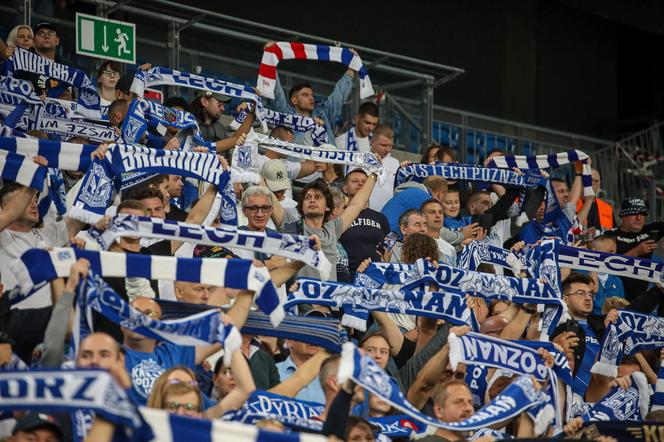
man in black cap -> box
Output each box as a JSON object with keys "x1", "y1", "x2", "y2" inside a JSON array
[
  {"x1": 606, "y1": 197, "x2": 664, "y2": 302},
  {"x1": 32, "y1": 21, "x2": 59, "y2": 61},
  {"x1": 190, "y1": 90, "x2": 232, "y2": 143},
  {"x1": 9, "y1": 412, "x2": 62, "y2": 442}
]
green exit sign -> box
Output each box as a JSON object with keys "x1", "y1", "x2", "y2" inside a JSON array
[{"x1": 76, "y1": 12, "x2": 136, "y2": 64}]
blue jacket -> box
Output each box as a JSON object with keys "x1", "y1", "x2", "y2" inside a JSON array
[
  {"x1": 273, "y1": 73, "x2": 354, "y2": 146},
  {"x1": 444, "y1": 214, "x2": 472, "y2": 231}
]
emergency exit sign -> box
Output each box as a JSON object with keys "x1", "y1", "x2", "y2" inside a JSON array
[{"x1": 76, "y1": 13, "x2": 136, "y2": 64}]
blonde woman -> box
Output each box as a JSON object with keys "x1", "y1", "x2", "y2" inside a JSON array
[
  {"x1": 4, "y1": 25, "x2": 33, "y2": 58},
  {"x1": 147, "y1": 349, "x2": 255, "y2": 420}
]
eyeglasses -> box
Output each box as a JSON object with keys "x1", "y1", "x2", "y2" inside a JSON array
[
  {"x1": 36, "y1": 30, "x2": 56, "y2": 37},
  {"x1": 565, "y1": 290, "x2": 595, "y2": 300},
  {"x1": 139, "y1": 309, "x2": 161, "y2": 319},
  {"x1": 244, "y1": 205, "x2": 272, "y2": 214},
  {"x1": 164, "y1": 401, "x2": 199, "y2": 414},
  {"x1": 102, "y1": 70, "x2": 120, "y2": 78}
]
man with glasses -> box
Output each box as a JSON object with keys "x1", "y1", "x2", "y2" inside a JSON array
[
  {"x1": 32, "y1": 21, "x2": 59, "y2": 61},
  {"x1": 553, "y1": 272, "x2": 618, "y2": 401}
]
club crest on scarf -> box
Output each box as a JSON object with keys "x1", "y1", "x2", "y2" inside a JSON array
[
  {"x1": 78, "y1": 162, "x2": 113, "y2": 208},
  {"x1": 237, "y1": 144, "x2": 253, "y2": 168}
]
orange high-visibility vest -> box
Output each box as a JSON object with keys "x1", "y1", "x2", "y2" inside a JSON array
[{"x1": 576, "y1": 197, "x2": 614, "y2": 229}]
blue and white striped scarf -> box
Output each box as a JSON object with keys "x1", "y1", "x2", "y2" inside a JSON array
[
  {"x1": 291, "y1": 277, "x2": 478, "y2": 331},
  {"x1": 394, "y1": 163, "x2": 547, "y2": 189},
  {"x1": 130, "y1": 66, "x2": 268, "y2": 129},
  {"x1": 0, "y1": 149, "x2": 47, "y2": 190},
  {"x1": 71, "y1": 144, "x2": 230, "y2": 223},
  {"x1": 10, "y1": 247, "x2": 284, "y2": 325},
  {"x1": 592, "y1": 310, "x2": 664, "y2": 378},
  {"x1": 0, "y1": 135, "x2": 97, "y2": 170},
  {"x1": 223, "y1": 390, "x2": 324, "y2": 432},
  {"x1": 85, "y1": 214, "x2": 331, "y2": 278},
  {"x1": 246, "y1": 130, "x2": 384, "y2": 177},
  {"x1": 74, "y1": 271, "x2": 240, "y2": 365},
  {"x1": 0, "y1": 369, "x2": 144, "y2": 437},
  {"x1": 142, "y1": 406, "x2": 327, "y2": 442},
  {"x1": 338, "y1": 343, "x2": 548, "y2": 436},
  {"x1": 652, "y1": 363, "x2": 664, "y2": 412},
  {"x1": 487, "y1": 149, "x2": 594, "y2": 197},
  {"x1": 231, "y1": 103, "x2": 328, "y2": 146},
  {"x1": 158, "y1": 299, "x2": 347, "y2": 353},
  {"x1": 345, "y1": 125, "x2": 372, "y2": 153},
  {"x1": 7, "y1": 47, "x2": 101, "y2": 118}
]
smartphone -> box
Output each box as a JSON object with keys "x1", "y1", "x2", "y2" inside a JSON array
[
  {"x1": 471, "y1": 214, "x2": 493, "y2": 232},
  {"x1": 650, "y1": 229, "x2": 660, "y2": 241},
  {"x1": 382, "y1": 232, "x2": 399, "y2": 253}
]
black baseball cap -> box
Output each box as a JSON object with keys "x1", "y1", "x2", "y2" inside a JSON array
[
  {"x1": 34, "y1": 21, "x2": 57, "y2": 34},
  {"x1": 13, "y1": 413, "x2": 63, "y2": 440},
  {"x1": 115, "y1": 74, "x2": 134, "y2": 93}
]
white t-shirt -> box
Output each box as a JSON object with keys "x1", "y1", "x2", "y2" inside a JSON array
[
  {"x1": 0, "y1": 221, "x2": 69, "y2": 309},
  {"x1": 435, "y1": 237, "x2": 457, "y2": 267},
  {"x1": 369, "y1": 154, "x2": 400, "y2": 211},
  {"x1": 335, "y1": 131, "x2": 371, "y2": 153}
]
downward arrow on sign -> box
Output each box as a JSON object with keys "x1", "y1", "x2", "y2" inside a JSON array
[{"x1": 101, "y1": 25, "x2": 109, "y2": 52}]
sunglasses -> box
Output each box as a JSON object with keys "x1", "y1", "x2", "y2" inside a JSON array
[
  {"x1": 168, "y1": 378, "x2": 197, "y2": 387},
  {"x1": 164, "y1": 401, "x2": 199, "y2": 414}
]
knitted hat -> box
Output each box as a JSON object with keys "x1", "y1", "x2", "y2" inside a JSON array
[{"x1": 619, "y1": 197, "x2": 648, "y2": 218}]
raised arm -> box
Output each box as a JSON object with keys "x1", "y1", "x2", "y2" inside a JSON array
[
  {"x1": 214, "y1": 113, "x2": 252, "y2": 152},
  {"x1": 339, "y1": 173, "x2": 377, "y2": 233},
  {"x1": 407, "y1": 342, "x2": 451, "y2": 409},
  {"x1": 371, "y1": 311, "x2": 405, "y2": 357},
  {"x1": 268, "y1": 350, "x2": 330, "y2": 398},
  {"x1": 205, "y1": 350, "x2": 256, "y2": 419},
  {"x1": 0, "y1": 186, "x2": 37, "y2": 232}
]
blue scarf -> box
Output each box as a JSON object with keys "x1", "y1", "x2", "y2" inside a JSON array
[
  {"x1": 0, "y1": 149, "x2": 47, "y2": 190},
  {"x1": 583, "y1": 372, "x2": 651, "y2": 423},
  {"x1": 143, "y1": 406, "x2": 325, "y2": 442},
  {"x1": 121, "y1": 98, "x2": 209, "y2": 147},
  {"x1": 247, "y1": 130, "x2": 384, "y2": 177},
  {"x1": 74, "y1": 271, "x2": 240, "y2": 364},
  {"x1": 353, "y1": 262, "x2": 416, "y2": 288},
  {"x1": 457, "y1": 241, "x2": 516, "y2": 271},
  {"x1": 222, "y1": 390, "x2": 324, "y2": 432},
  {"x1": 231, "y1": 103, "x2": 328, "y2": 146},
  {"x1": 8, "y1": 47, "x2": 100, "y2": 118},
  {"x1": 86, "y1": 215, "x2": 331, "y2": 278},
  {"x1": 487, "y1": 149, "x2": 594, "y2": 197},
  {"x1": 447, "y1": 331, "x2": 562, "y2": 434},
  {"x1": 345, "y1": 125, "x2": 372, "y2": 153},
  {"x1": 71, "y1": 143, "x2": 231, "y2": 223},
  {"x1": 0, "y1": 368, "x2": 145, "y2": 439},
  {"x1": 291, "y1": 277, "x2": 478, "y2": 331},
  {"x1": 130, "y1": 66, "x2": 268, "y2": 129},
  {"x1": 0, "y1": 75, "x2": 43, "y2": 128},
  {"x1": 394, "y1": 163, "x2": 547, "y2": 189},
  {"x1": 157, "y1": 299, "x2": 347, "y2": 353},
  {"x1": 11, "y1": 247, "x2": 283, "y2": 325},
  {"x1": 401, "y1": 259, "x2": 563, "y2": 309},
  {"x1": 592, "y1": 310, "x2": 664, "y2": 378},
  {"x1": 0, "y1": 135, "x2": 97, "y2": 171},
  {"x1": 339, "y1": 343, "x2": 548, "y2": 435},
  {"x1": 558, "y1": 244, "x2": 664, "y2": 286},
  {"x1": 367, "y1": 415, "x2": 422, "y2": 438}
]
